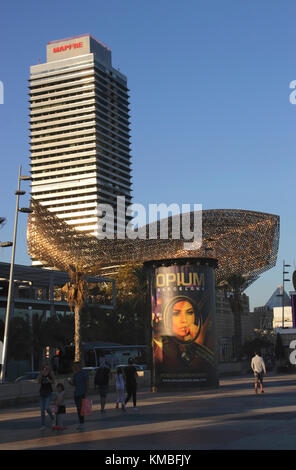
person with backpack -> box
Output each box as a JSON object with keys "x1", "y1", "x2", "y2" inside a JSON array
[{"x1": 94, "y1": 357, "x2": 110, "y2": 413}]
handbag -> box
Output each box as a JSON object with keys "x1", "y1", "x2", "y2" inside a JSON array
[
  {"x1": 81, "y1": 398, "x2": 92, "y2": 416},
  {"x1": 50, "y1": 404, "x2": 58, "y2": 414}
]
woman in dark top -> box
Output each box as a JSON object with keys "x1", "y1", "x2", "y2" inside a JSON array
[
  {"x1": 38, "y1": 362, "x2": 55, "y2": 430},
  {"x1": 124, "y1": 358, "x2": 138, "y2": 410}
]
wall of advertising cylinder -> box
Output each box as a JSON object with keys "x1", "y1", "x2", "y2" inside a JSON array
[{"x1": 144, "y1": 258, "x2": 219, "y2": 391}]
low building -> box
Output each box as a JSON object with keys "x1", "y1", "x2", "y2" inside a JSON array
[
  {"x1": 253, "y1": 286, "x2": 292, "y2": 332},
  {"x1": 0, "y1": 262, "x2": 116, "y2": 324},
  {"x1": 273, "y1": 307, "x2": 293, "y2": 329},
  {"x1": 0, "y1": 262, "x2": 115, "y2": 379}
]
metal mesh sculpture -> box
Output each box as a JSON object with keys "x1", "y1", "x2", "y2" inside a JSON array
[{"x1": 27, "y1": 199, "x2": 279, "y2": 289}]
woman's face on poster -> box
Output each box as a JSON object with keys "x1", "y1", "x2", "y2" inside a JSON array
[{"x1": 171, "y1": 300, "x2": 195, "y2": 340}]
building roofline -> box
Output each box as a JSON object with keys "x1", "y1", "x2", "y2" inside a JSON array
[
  {"x1": 47, "y1": 34, "x2": 111, "y2": 51},
  {"x1": 0, "y1": 261, "x2": 112, "y2": 286}
]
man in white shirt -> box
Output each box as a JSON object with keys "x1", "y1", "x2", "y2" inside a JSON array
[{"x1": 251, "y1": 351, "x2": 266, "y2": 394}]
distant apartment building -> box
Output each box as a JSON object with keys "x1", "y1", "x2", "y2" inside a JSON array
[
  {"x1": 29, "y1": 34, "x2": 132, "y2": 264},
  {"x1": 254, "y1": 286, "x2": 292, "y2": 330}
]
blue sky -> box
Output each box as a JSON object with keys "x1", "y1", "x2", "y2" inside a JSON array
[{"x1": 0, "y1": 0, "x2": 295, "y2": 310}]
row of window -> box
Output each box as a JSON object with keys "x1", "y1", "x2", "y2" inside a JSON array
[
  {"x1": 31, "y1": 150, "x2": 131, "y2": 169},
  {"x1": 30, "y1": 98, "x2": 129, "y2": 127},
  {"x1": 31, "y1": 108, "x2": 130, "y2": 138},
  {"x1": 31, "y1": 117, "x2": 130, "y2": 148},
  {"x1": 31, "y1": 135, "x2": 130, "y2": 160},
  {"x1": 30, "y1": 81, "x2": 129, "y2": 109},
  {"x1": 31, "y1": 147, "x2": 131, "y2": 171},
  {"x1": 30, "y1": 65, "x2": 128, "y2": 99},
  {"x1": 32, "y1": 169, "x2": 131, "y2": 190},
  {"x1": 30, "y1": 73, "x2": 129, "y2": 112},
  {"x1": 30, "y1": 93, "x2": 129, "y2": 121},
  {"x1": 30, "y1": 83, "x2": 130, "y2": 114}
]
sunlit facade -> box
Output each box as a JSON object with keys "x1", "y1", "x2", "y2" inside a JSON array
[
  {"x1": 28, "y1": 201, "x2": 280, "y2": 290},
  {"x1": 29, "y1": 34, "x2": 132, "y2": 265}
]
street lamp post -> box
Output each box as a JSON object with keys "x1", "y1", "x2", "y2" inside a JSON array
[
  {"x1": 0, "y1": 166, "x2": 32, "y2": 383},
  {"x1": 28, "y1": 306, "x2": 34, "y2": 372}
]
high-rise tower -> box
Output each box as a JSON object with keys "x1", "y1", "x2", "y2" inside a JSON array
[{"x1": 29, "y1": 34, "x2": 132, "y2": 263}]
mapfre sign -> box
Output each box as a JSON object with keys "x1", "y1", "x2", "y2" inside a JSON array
[{"x1": 53, "y1": 42, "x2": 83, "y2": 53}]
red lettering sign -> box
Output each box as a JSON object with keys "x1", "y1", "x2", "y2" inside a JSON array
[{"x1": 53, "y1": 42, "x2": 83, "y2": 53}]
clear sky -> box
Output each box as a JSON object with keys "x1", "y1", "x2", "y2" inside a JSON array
[{"x1": 0, "y1": 0, "x2": 295, "y2": 310}]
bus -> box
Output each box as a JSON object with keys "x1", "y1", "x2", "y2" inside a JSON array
[{"x1": 59, "y1": 342, "x2": 147, "y2": 372}]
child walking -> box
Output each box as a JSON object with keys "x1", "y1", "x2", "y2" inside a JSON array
[
  {"x1": 52, "y1": 383, "x2": 67, "y2": 430},
  {"x1": 115, "y1": 367, "x2": 126, "y2": 411}
]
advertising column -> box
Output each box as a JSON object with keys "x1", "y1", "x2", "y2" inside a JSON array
[{"x1": 145, "y1": 258, "x2": 219, "y2": 391}]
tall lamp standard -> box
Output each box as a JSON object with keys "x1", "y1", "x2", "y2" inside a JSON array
[
  {"x1": 282, "y1": 260, "x2": 291, "y2": 328},
  {"x1": 0, "y1": 238, "x2": 13, "y2": 368},
  {"x1": 0, "y1": 166, "x2": 32, "y2": 383}
]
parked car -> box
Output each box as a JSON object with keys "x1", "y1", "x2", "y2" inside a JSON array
[{"x1": 15, "y1": 371, "x2": 40, "y2": 383}]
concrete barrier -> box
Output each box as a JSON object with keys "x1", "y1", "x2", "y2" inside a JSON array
[
  {"x1": 0, "y1": 365, "x2": 255, "y2": 408},
  {"x1": 218, "y1": 361, "x2": 251, "y2": 377},
  {"x1": 0, "y1": 370, "x2": 152, "y2": 409}
]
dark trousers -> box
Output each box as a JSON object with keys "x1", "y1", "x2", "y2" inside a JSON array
[
  {"x1": 125, "y1": 384, "x2": 137, "y2": 407},
  {"x1": 74, "y1": 394, "x2": 85, "y2": 423},
  {"x1": 40, "y1": 393, "x2": 53, "y2": 425}
]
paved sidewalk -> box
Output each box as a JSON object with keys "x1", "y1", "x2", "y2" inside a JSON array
[{"x1": 0, "y1": 374, "x2": 296, "y2": 450}]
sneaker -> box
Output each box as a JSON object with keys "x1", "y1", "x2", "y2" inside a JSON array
[
  {"x1": 76, "y1": 424, "x2": 85, "y2": 431},
  {"x1": 132, "y1": 407, "x2": 139, "y2": 411},
  {"x1": 40, "y1": 426, "x2": 46, "y2": 431}
]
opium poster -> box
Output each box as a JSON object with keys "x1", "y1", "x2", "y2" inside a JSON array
[{"x1": 150, "y1": 260, "x2": 218, "y2": 389}]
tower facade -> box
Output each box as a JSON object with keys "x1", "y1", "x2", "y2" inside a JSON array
[{"x1": 29, "y1": 34, "x2": 132, "y2": 261}]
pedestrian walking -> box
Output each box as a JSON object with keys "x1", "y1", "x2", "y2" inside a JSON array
[
  {"x1": 251, "y1": 351, "x2": 266, "y2": 394},
  {"x1": 115, "y1": 367, "x2": 126, "y2": 411},
  {"x1": 68, "y1": 361, "x2": 89, "y2": 430},
  {"x1": 94, "y1": 356, "x2": 110, "y2": 413},
  {"x1": 52, "y1": 383, "x2": 67, "y2": 430},
  {"x1": 124, "y1": 358, "x2": 138, "y2": 410},
  {"x1": 38, "y1": 362, "x2": 55, "y2": 430}
]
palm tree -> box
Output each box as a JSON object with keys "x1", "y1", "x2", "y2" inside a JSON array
[
  {"x1": 103, "y1": 263, "x2": 148, "y2": 344},
  {"x1": 61, "y1": 265, "x2": 87, "y2": 363},
  {"x1": 224, "y1": 273, "x2": 246, "y2": 361}
]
